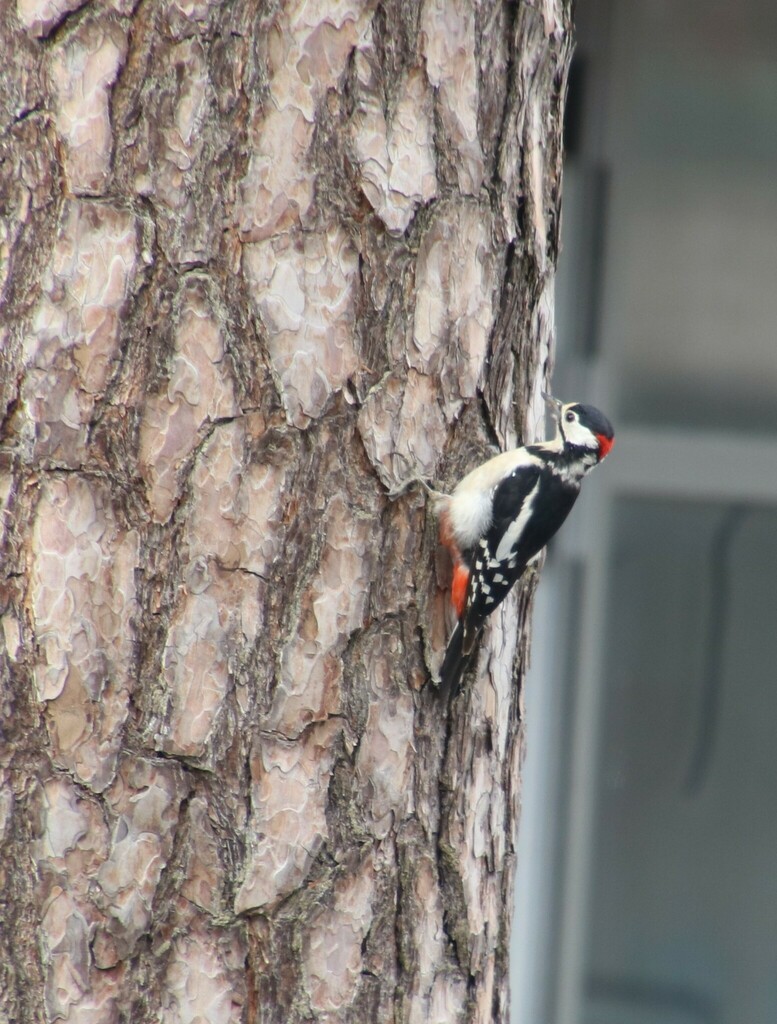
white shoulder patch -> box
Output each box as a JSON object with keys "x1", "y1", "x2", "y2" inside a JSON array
[{"x1": 494, "y1": 478, "x2": 541, "y2": 561}]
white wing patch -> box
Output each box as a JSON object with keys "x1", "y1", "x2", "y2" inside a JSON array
[{"x1": 494, "y1": 478, "x2": 541, "y2": 561}]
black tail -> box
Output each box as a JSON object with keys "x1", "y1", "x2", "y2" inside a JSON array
[{"x1": 438, "y1": 620, "x2": 480, "y2": 702}]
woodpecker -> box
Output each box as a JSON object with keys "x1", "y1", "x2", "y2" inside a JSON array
[{"x1": 436, "y1": 394, "x2": 614, "y2": 696}]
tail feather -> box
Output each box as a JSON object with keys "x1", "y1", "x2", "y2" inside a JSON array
[{"x1": 438, "y1": 620, "x2": 481, "y2": 701}]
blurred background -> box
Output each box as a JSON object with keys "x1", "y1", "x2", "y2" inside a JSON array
[{"x1": 511, "y1": 1, "x2": 777, "y2": 1022}]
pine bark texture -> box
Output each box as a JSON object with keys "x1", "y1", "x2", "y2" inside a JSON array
[{"x1": 0, "y1": 2, "x2": 572, "y2": 1022}]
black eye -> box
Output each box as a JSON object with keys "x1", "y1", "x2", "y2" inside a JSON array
[{"x1": 565, "y1": 412, "x2": 575, "y2": 423}]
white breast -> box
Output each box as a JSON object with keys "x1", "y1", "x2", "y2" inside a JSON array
[{"x1": 441, "y1": 448, "x2": 541, "y2": 550}]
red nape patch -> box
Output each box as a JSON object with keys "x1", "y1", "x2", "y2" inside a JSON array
[
  {"x1": 452, "y1": 564, "x2": 469, "y2": 619},
  {"x1": 597, "y1": 433, "x2": 615, "y2": 460}
]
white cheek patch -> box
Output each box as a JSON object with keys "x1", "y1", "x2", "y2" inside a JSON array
[{"x1": 563, "y1": 416, "x2": 597, "y2": 449}]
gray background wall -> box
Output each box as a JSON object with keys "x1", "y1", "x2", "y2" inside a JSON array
[{"x1": 512, "y1": 2, "x2": 777, "y2": 1022}]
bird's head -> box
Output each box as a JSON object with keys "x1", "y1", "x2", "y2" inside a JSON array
[{"x1": 543, "y1": 393, "x2": 615, "y2": 462}]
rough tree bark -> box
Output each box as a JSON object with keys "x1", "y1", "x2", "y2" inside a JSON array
[{"x1": 0, "y1": 1, "x2": 572, "y2": 1022}]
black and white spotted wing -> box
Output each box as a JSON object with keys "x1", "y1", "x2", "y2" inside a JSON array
[{"x1": 461, "y1": 462, "x2": 579, "y2": 650}]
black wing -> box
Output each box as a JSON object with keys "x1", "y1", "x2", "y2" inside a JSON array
[
  {"x1": 460, "y1": 463, "x2": 542, "y2": 652},
  {"x1": 489, "y1": 461, "x2": 578, "y2": 569},
  {"x1": 462, "y1": 464, "x2": 578, "y2": 651}
]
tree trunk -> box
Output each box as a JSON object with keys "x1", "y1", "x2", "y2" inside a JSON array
[{"x1": 0, "y1": 2, "x2": 572, "y2": 1022}]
